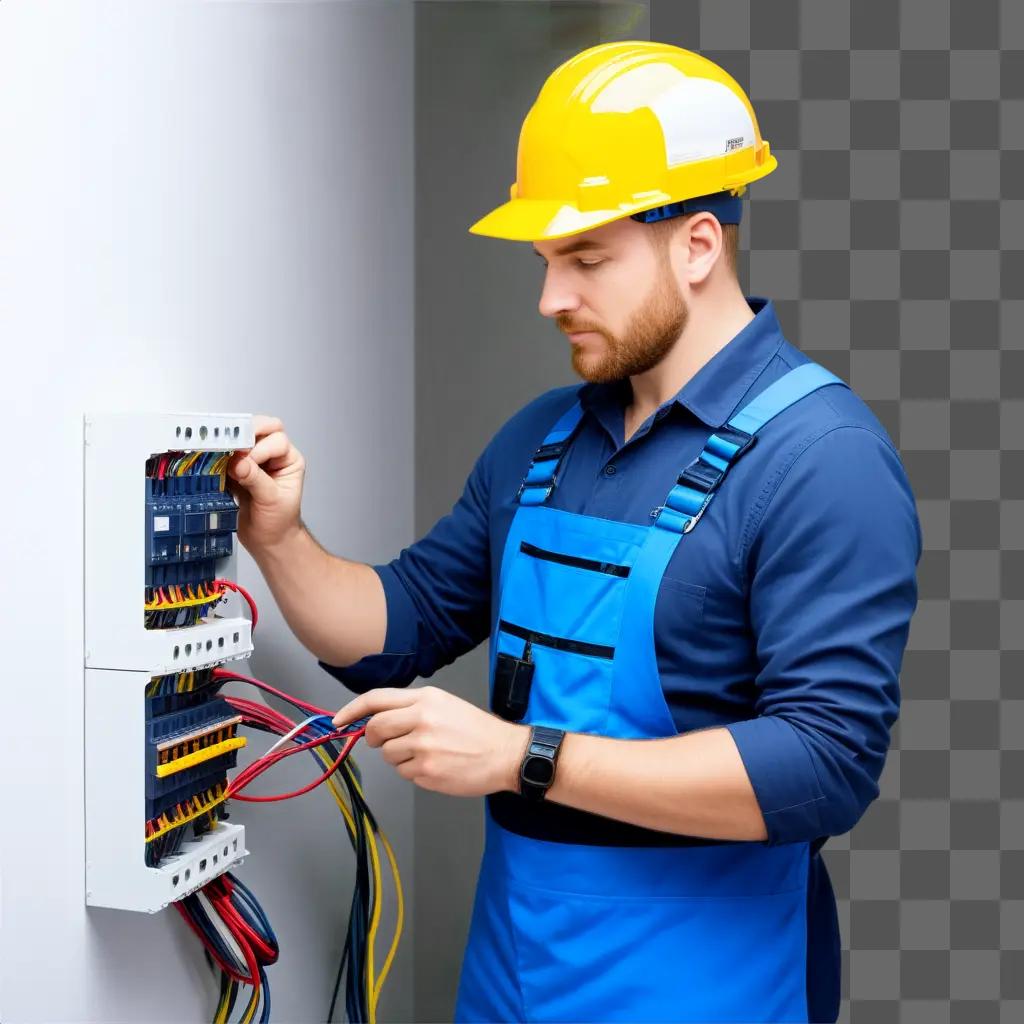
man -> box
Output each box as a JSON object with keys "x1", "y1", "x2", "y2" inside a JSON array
[{"x1": 228, "y1": 42, "x2": 921, "y2": 1024}]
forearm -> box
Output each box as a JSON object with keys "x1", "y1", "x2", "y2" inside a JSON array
[
  {"x1": 249, "y1": 522, "x2": 386, "y2": 666},
  {"x1": 534, "y1": 726, "x2": 768, "y2": 842}
]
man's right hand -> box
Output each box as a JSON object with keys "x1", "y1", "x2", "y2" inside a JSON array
[{"x1": 226, "y1": 414, "x2": 306, "y2": 553}]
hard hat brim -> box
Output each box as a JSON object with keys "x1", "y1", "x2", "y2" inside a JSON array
[{"x1": 468, "y1": 198, "x2": 654, "y2": 242}]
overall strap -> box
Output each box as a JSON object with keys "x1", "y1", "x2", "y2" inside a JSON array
[
  {"x1": 516, "y1": 396, "x2": 586, "y2": 505},
  {"x1": 655, "y1": 362, "x2": 849, "y2": 534}
]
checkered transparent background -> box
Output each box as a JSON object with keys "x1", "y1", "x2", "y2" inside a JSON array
[{"x1": 646, "y1": 2, "x2": 1024, "y2": 1021}]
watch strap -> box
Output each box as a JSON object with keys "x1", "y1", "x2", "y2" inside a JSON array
[{"x1": 519, "y1": 725, "x2": 565, "y2": 800}]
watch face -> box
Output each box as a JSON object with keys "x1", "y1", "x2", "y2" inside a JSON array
[{"x1": 522, "y1": 755, "x2": 554, "y2": 787}]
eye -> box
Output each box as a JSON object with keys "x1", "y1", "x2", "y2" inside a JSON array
[{"x1": 577, "y1": 259, "x2": 603, "y2": 269}]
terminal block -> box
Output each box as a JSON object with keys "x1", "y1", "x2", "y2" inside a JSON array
[{"x1": 85, "y1": 413, "x2": 254, "y2": 913}]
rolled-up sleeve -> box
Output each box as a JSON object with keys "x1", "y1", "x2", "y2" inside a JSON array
[
  {"x1": 318, "y1": 443, "x2": 494, "y2": 693},
  {"x1": 725, "y1": 424, "x2": 922, "y2": 845}
]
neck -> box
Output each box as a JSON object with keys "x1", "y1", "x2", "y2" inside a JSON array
[{"x1": 624, "y1": 284, "x2": 755, "y2": 437}]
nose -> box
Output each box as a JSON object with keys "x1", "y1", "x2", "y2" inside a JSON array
[{"x1": 538, "y1": 265, "x2": 582, "y2": 320}]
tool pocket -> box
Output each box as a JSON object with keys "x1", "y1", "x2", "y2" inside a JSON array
[{"x1": 492, "y1": 647, "x2": 535, "y2": 722}]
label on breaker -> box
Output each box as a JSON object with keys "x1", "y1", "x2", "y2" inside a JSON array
[
  {"x1": 209, "y1": 512, "x2": 219, "y2": 530},
  {"x1": 154, "y1": 516, "x2": 170, "y2": 533}
]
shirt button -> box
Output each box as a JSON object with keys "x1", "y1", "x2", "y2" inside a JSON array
[{"x1": 604, "y1": 464, "x2": 617, "y2": 476}]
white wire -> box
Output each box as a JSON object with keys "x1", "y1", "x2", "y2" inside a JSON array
[
  {"x1": 261, "y1": 714, "x2": 323, "y2": 758},
  {"x1": 197, "y1": 890, "x2": 248, "y2": 968}
]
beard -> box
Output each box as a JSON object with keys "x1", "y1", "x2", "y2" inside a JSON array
[{"x1": 557, "y1": 263, "x2": 688, "y2": 384}]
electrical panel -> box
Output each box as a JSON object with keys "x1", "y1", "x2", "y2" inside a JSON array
[{"x1": 84, "y1": 412, "x2": 254, "y2": 913}]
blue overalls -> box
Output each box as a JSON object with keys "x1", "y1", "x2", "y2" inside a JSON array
[{"x1": 453, "y1": 362, "x2": 850, "y2": 1024}]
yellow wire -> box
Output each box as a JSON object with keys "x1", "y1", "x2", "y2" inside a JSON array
[
  {"x1": 310, "y1": 746, "x2": 358, "y2": 837},
  {"x1": 144, "y1": 590, "x2": 223, "y2": 611},
  {"x1": 335, "y1": 759, "x2": 404, "y2": 1023},
  {"x1": 373, "y1": 829, "x2": 404, "y2": 1010},
  {"x1": 239, "y1": 981, "x2": 259, "y2": 1024},
  {"x1": 213, "y1": 979, "x2": 229, "y2": 1024},
  {"x1": 364, "y1": 811, "x2": 382, "y2": 1024},
  {"x1": 311, "y1": 743, "x2": 403, "y2": 1023},
  {"x1": 145, "y1": 787, "x2": 228, "y2": 842},
  {"x1": 177, "y1": 452, "x2": 202, "y2": 476},
  {"x1": 305, "y1": 748, "x2": 403, "y2": 1020}
]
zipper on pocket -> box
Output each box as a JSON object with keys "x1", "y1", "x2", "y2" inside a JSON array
[
  {"x1": 498, "y1": 619, "x2": 614, "y2": 660},
  {"x1": 520, "y1": 540, "x2": 631, "y2": 578}
]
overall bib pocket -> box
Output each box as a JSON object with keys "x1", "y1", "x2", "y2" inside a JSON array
[
  {"x1": 492, "y1": 619, "x2": 615, "y2": 732},
  {"x1": 500, "y1": 536, "x2": 634, "y2": 646}
]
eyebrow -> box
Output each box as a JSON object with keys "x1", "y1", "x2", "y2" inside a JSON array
[{"x1": 532, "y1": 239, "x2": 605, "y2": 258}]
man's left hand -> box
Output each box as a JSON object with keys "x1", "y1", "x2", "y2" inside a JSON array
[{"x1": 333, "y1": 686, "x2": 529, "y2": 797}]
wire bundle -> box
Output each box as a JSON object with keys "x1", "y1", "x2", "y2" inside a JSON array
[
  {"x1": 209, "y1": 667, "x2": 404, "y2": 1024},
  {"x1": 175, "y1": 872, "x2": 279, "y2": 1024},
  {"x1": 146, "y1": 450, "x2": 233, "y2": 494},
  {"x1": 145, "y1": 581, "x2": 225, "y2": 629},
  {"x1": 145, "y1": 781, "x2": 230, "y2": 867},
  {"x1": 143, "y1": 577, "x2": 258, "y2": 632},
  {"x1": 147, "y1": 668, "x2": 219, "y2": 700}
]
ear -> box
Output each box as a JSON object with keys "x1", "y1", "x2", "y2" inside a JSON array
[{"x1": 681, "y1": 212, "x2": 723, "y2": 286}]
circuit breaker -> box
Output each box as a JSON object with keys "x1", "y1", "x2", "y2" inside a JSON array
[{"x1": 84, "y1": 413, "x2": 255, "y2": 913}]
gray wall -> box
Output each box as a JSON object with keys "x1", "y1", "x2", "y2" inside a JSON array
[
  {"x1": 412, "y1": 3, "x2": 649, "y2": 1020},
  {"x1": 0, "y1": 2, "x2": 414, "y2": 1022}
]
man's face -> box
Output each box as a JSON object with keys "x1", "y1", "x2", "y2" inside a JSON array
[{"x1": 533, "y1": 216, "x2": 688, "y2": 384}]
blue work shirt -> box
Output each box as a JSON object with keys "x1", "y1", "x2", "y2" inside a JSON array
[{"x1": 321, "y1": 294, "x2": 922, "y2": 849}]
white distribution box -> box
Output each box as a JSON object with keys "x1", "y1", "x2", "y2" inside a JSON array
[{"x1": 84, "y1": 412, "x2": 255, "y2": 912}]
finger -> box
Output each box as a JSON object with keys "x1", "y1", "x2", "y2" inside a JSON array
[
  {"x1": 379, "y1": 735, "x2": 417, "y2": 766},
  {"x1": 247, "y1": 431, "x2": 291, "y2": 469},
  {"x1": 333, "y1": 687, "x2": 419, "y2": 728},
  {"x1": 263, "y1": 453, "x2": 294, "y2": 475},
  {"x1": 363, "y1": 706, "x2": 420, "y2": 748},
  {"x1": 225, "y1": 452, "x2": 279, "y2": 505},
  {"x1": 250, "y1": 414, "x2": 285, "y2": 441}
]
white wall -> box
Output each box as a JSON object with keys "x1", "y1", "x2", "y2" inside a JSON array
[{"x1": 0, "y1": 2, "x2": 414, "y2": 1021}]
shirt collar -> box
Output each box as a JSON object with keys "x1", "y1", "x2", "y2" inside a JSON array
[{"x1": 578, "y1": 294, "x2": 785, "y2": 431}]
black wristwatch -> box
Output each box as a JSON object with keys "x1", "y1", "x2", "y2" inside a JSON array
[{"x1": 518, "y1": 725, "x2": 565, "y2": 801}]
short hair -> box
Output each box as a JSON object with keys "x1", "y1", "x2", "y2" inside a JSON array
[{"x1": 644, "y1": 213, "x2": 739, "y2": 278}]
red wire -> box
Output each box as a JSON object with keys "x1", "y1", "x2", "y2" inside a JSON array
[
  {"x1": 172, "y1": 901, "x2": 256, "y2": 985},
  {"x1": 224, "y1": 694, "x2": 296, "y2": 728},
  {"x1": 229, "y1": 732, "x2": 363, "y2": 803},
  {"x1": 229, "y1": 732, "x2": 331, "y2": 788},
  {"x1": 213, "y1": 578, "x2": 259, "y2": 633},
  {"x1": 217, "y1": 903, "x2": 261, "y2": 992},
  {"x1": 213, "y1": 667, "x2": 329, "y2": 716},
  {"x1": 208, "y1": 888, "x2": 269, "y2": 978},
  {"x1": 212, "y1": 881, "x2": 278, "y2": 964},
  {"x1": 225, "y1": 697, "x2": 296, "y2": 736},
  {"x1": 227, "y1": 731, "x2": 352, "y2": 794}
]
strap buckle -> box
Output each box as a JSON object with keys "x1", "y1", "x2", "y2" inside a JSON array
[{"x1": 532, "y1": 440, "x2": 567, "y2": 462}]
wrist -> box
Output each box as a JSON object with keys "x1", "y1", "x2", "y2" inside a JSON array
[
  {"x1": 249, "y1": 520, "x2": 307, "y2": 566},
  {"x1": 503, "y1": 723, "x2": 532, "y2": 794}
]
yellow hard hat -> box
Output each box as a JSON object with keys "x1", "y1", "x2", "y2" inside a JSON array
[{"x1": 469, "y1": 40, "x2": 777, "y2": 242}]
